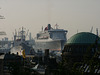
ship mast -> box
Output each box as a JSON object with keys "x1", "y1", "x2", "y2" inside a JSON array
[
  {"x1": 21, "y1": 27, "x2": 25, "y2": 42},
  {"x1": 55, "y1": 24, "x2": 59, "y2": 29}
]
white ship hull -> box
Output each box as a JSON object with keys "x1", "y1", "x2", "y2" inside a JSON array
[{"x1": 35, "y1": 39, "x2": 61, "y2": 51}]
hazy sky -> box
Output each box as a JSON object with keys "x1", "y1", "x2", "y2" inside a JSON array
[{"x1": 0, "y1": 0, "x2": 100, "y2": 40}]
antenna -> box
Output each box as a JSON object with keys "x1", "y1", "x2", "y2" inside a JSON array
[
  {"x1": 90, "y1": 26, "x2": 93, "y2": 33},
  {"x1": 42, "y1": 26, "x2": 43, "y2": 31},
  {"x1": 55, "y1": 23, "x2": 59, "y2": 29}
]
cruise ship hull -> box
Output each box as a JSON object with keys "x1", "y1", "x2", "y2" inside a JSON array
[{"x1": 35, "y1": 39, "x2": 62, "y2": 51}]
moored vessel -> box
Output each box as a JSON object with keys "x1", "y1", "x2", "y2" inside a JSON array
[{"x1": 34, "y1": 24, "x2": 68, "y2": 52}]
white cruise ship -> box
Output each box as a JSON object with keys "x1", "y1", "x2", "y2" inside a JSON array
[{"x1": 34, "y1": 24, "x2": 68, "y2": 52}]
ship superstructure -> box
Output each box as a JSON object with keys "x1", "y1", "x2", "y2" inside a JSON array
[
  {"x1": 13, "y1": 27, "x2": 26, "y2": 46},
  {"x1": 11, "y1": 27, "x2": 35, "y2": 55},
  {"x1": 34, "y1": 24, "x2": 68, "y2": 52}
]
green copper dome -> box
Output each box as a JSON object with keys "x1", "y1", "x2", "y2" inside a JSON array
[{"x1": 67, "y1": 32, "x2": 100, "y2": 44}]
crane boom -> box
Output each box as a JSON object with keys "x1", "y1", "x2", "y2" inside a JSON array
[{"x1": 0, "y1": 31, "x2": 6, "y2": 35}]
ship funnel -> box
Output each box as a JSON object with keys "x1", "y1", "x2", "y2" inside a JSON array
[{"x1": 48, "y1": 24, "x2": 51, "y2": 30}]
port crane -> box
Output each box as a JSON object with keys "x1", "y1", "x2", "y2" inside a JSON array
[{"x1": 0, "y1": 7, "x2": 5, "y2": 19}]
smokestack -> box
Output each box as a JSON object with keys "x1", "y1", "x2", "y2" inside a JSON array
[{"x1": 48, "y1": 24, "x2": 51, "y2": 30}]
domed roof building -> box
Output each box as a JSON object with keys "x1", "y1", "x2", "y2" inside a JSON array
[
  {"x1": 67, "y1": 32, "x2": 100, "y2": 44},
  {"x1": 63, "y1": 32, "x2": 100, "y2": 62}
]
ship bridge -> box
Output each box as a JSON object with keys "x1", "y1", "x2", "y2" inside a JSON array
[{"x1": 48, "y1": 29, "x2": 68, "y2": 40}]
